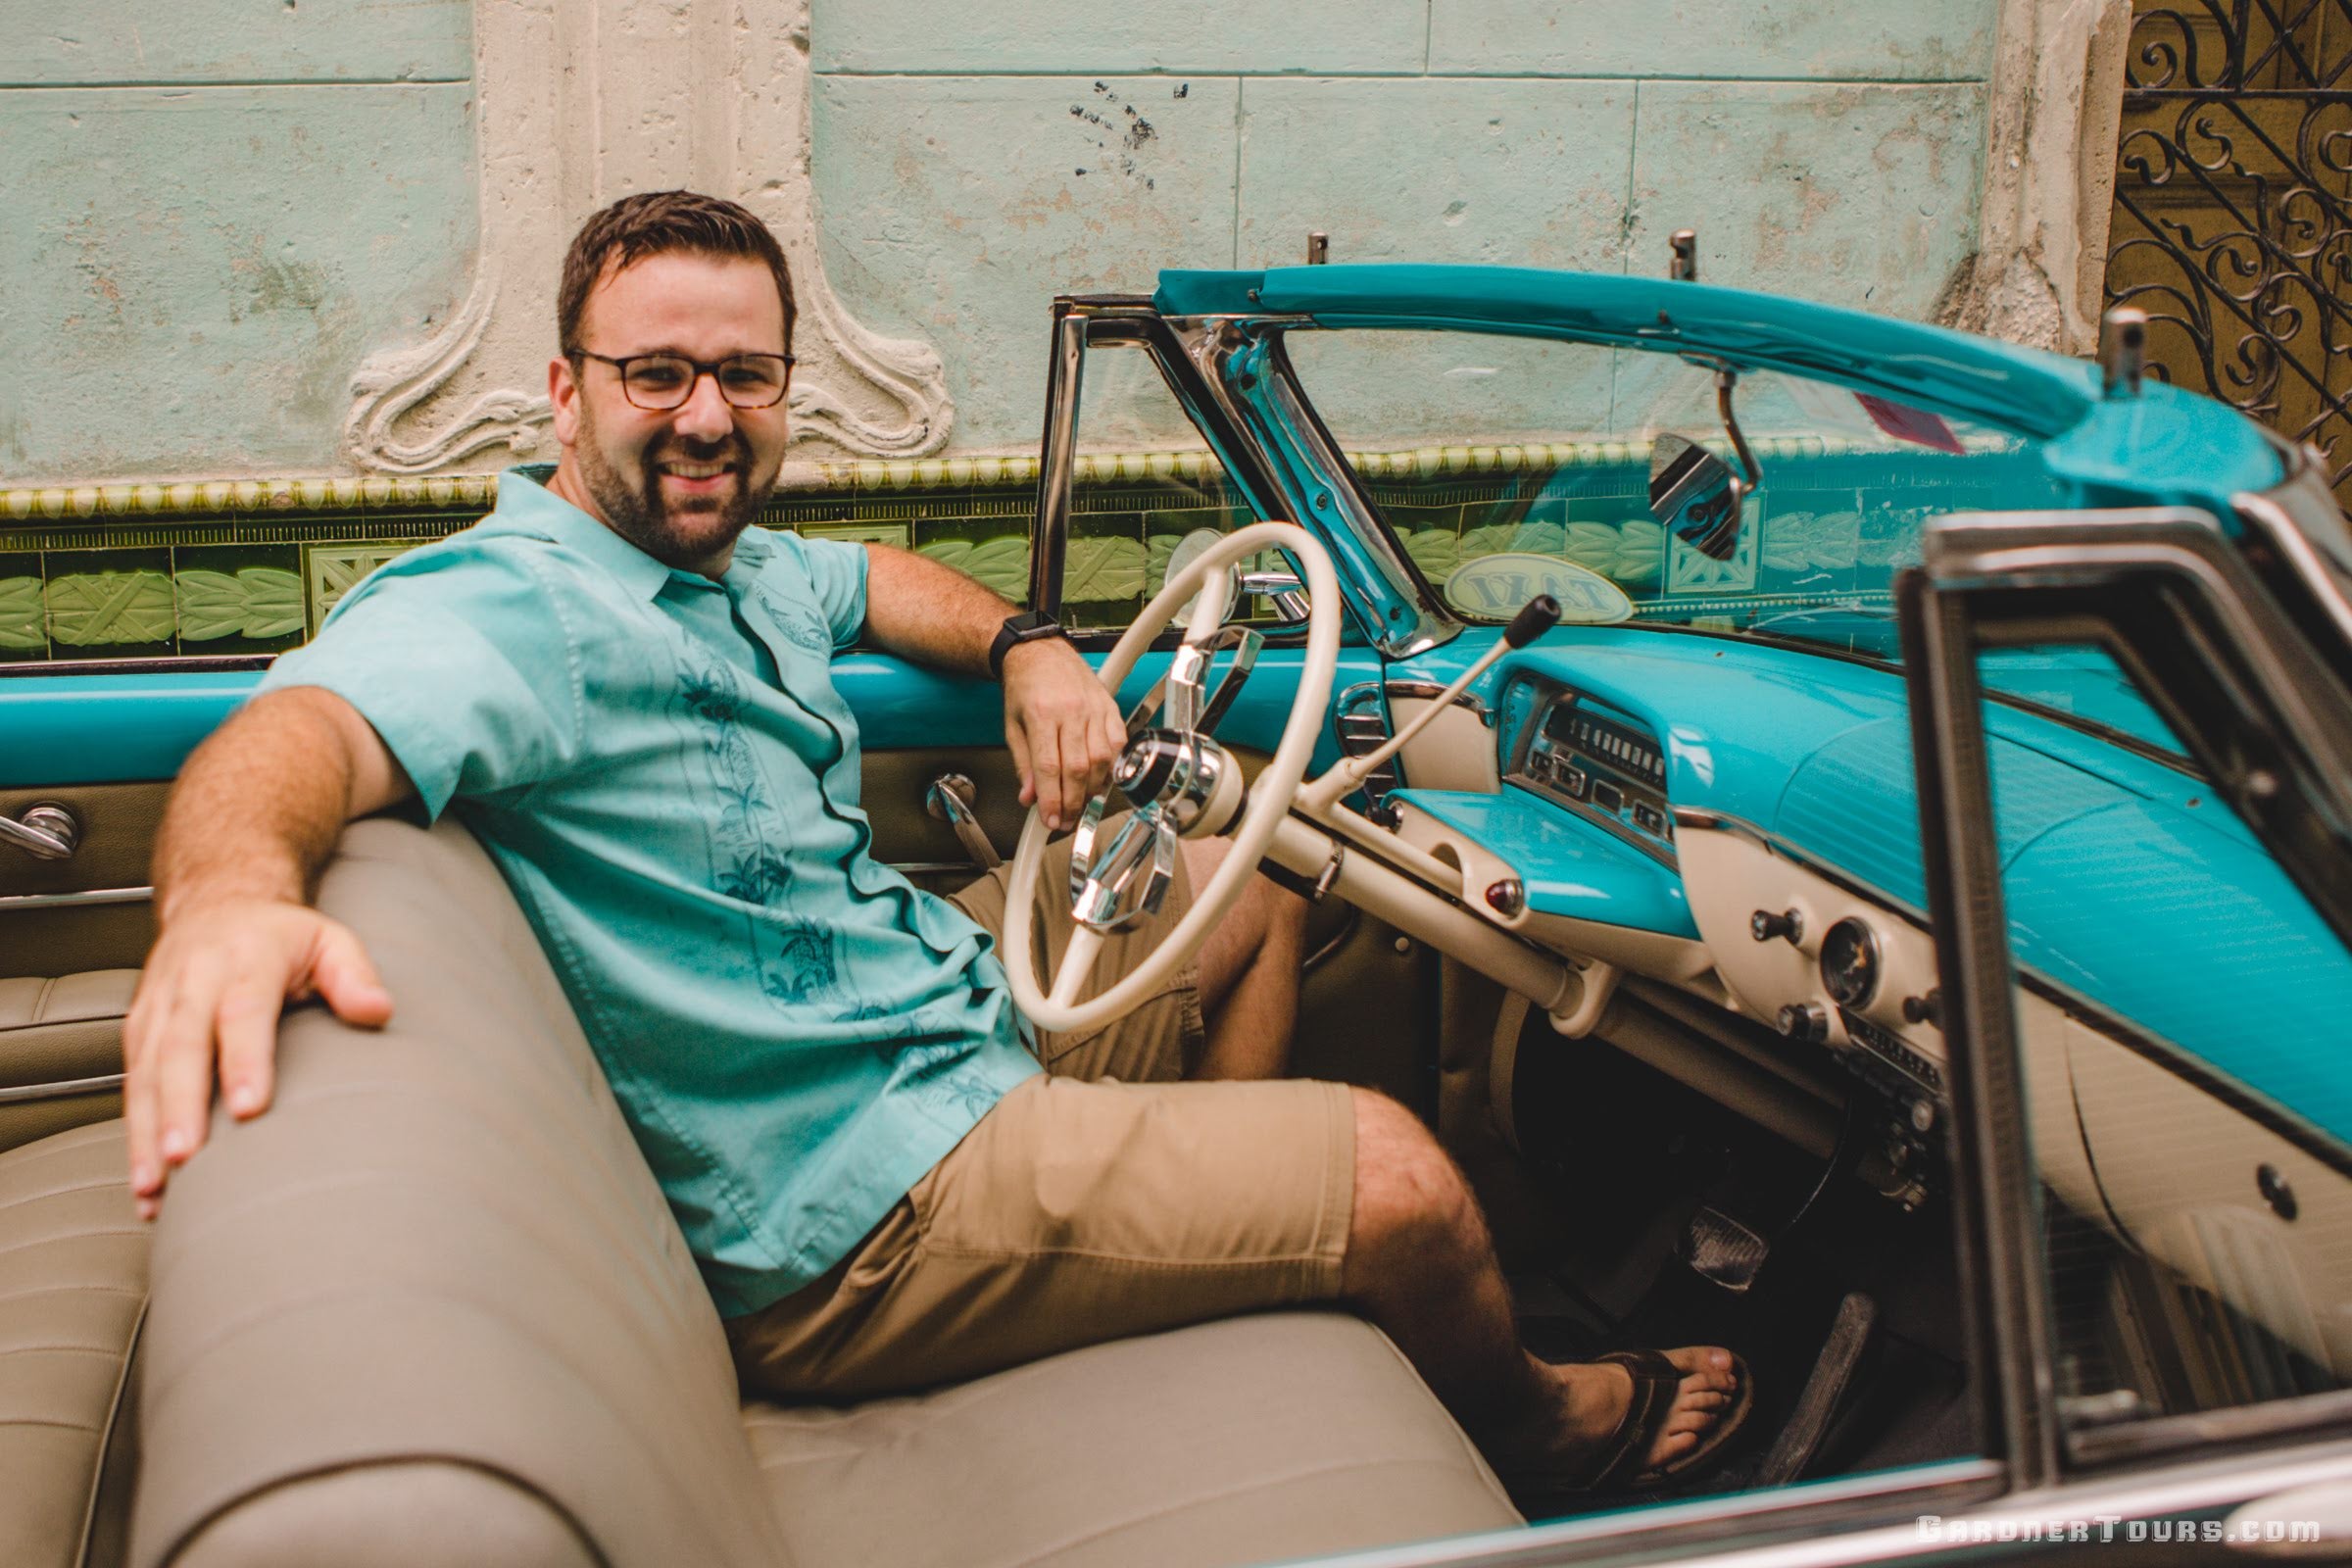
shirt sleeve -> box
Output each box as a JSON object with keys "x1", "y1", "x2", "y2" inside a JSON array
[
  {"x1": 255, "y1": 543, "x2": 585, "y2": 821},
  {"x1": 780, "y1": 533, "x2": 870, "y2": 652}
]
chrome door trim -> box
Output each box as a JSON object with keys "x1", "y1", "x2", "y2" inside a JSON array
[
  {"x1": 1926, "y1": 506, "x2": 2352, "y2": 944},
  {"x1": 0, "y1": 1073, "x2": 124, "y2": 1105},
  {"x1": 1898, "y1": 566, "x2": 2062, "y2": 1494},
  {"x1": 0, "y1": 886, "x2": 153, "y2": 910},
  {"x1": 1284, "y1": 1458, "x2": 2004, "y2": 1567}
]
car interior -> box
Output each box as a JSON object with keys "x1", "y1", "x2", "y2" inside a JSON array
[{"x1": 6, "y1": 273, "x2": 2352, "y2": 1567}]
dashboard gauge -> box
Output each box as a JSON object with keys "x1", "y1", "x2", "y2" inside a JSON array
[{"x1": 1820, "y1": 916, "x2": 1882, "y2": 1008}]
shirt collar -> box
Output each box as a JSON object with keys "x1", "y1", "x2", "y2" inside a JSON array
[{"x1": 491, "y1": 465, "x2": 674, "y2": 601}]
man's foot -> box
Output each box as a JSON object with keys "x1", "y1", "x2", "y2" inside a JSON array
[{"x1": 1489, "y1": 1346, "x2": 1747, "y2": 1494}]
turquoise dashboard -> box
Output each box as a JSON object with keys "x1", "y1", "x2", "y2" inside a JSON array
[{"x1": 1383, "y1": 625, "x2": 2352, "y2": 1148}]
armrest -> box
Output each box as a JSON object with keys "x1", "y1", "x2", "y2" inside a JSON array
[{"x1": 129, "y1": 817, "x2": 785, "y2": 1568}]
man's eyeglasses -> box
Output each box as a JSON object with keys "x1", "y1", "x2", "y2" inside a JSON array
[{"x1": 575, "y1": 350, "x2": 796, "y2": 411}]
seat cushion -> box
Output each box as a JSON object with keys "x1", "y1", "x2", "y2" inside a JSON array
[
  {"x1": 741, "y1": 1311, "x2": 1522, "y2": 1568},
  {"x1": 0, "y1": 1120, "x2": 146, "y2": 1568},
  {"x1": 0, "y1": 970, "x2": 137, "y2": 1154}
]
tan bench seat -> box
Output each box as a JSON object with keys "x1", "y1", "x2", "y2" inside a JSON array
[{"x1": 4, "y1": 817, "x2": 1518, "y2": 1567}]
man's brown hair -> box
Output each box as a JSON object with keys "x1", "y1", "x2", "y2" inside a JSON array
[{"x1": 557, "y1": 190, "x2": 796, "y2": 358}]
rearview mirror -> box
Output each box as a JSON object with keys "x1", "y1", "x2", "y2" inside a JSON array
[{"x1": 1648, "y1": 433, "x2": 1744, "y2": 562}]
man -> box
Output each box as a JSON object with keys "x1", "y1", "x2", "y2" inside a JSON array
[{"x1": 125, "y1": 191, "x2": 1744, "y2": 1493}]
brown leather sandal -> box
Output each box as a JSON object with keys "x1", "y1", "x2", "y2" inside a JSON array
[{"x1": 1575, "y1": 1348, "x2": 1753, "y2": 1491}]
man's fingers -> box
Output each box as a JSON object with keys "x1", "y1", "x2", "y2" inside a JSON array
[
  {"x1": 122, "y1": 974, "x2": 172, "y2": 1214},
  {"x1": 1090, "y1": 703, "x2": 1125, "y2": 797},
  {"x1": 1034, "y1": 721, "x2": 1068, "y2": 830},
  {"x1": 1055, "y1": 718, "x2": 1089, "y2": 829},
  {"x1": 312, "y1": 925, "x2": 394, "y2": 1027},
  {"x1": 213, "y1": 982, "x2": 283, "y2": 1121},
  {"x1": 152, "y1": 958, "x2": 226, "y2": 1170},
  {"x1": 1005, "y1": 710, "x2": 1036, "y2": 809}
]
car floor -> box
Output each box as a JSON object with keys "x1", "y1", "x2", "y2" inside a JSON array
[{"x1": 1492, "y1": 1033, "x2": 1977, "y2": 1517}]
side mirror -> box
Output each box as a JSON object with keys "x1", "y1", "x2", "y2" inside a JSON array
[{"x1": 1647, "y1": 433, "x2": 1745, "y2": 562}]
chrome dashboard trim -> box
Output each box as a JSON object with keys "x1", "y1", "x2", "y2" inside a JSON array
[
  {"x1": 0, "y1": 1073, "x2": 123, "y2": 1105},
  {"x1": 1546, "y1": 782, "x2": 1678, "y2": 870},
  {"x1": 1670, "y1": 808, "x2": 1933, "y2": 929},
  {"x1": 0, "y1": 885, "x2": 154, "y2": 910},
  {"x1": 1382, "y1": 680, "x2": 1489, "y2": 720}
]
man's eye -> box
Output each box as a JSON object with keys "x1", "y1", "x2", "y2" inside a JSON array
[
  {"x1": 632, "y1": 364, "x2": 689, "y2": 389},
  {"x1": 723, "y1": 364, "x2": 782, "y2": 392}
]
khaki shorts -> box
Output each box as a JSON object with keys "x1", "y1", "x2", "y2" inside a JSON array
[{"x1": 724, "y1": 834, "x2": 1357, "y2": 1401}]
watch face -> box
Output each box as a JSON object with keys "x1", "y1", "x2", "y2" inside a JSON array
[{"x1": 1007, "y1": 612, "x2": 1055, "y2": 636}]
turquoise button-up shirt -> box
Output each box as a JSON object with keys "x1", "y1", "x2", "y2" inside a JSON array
[{"x1": 259, "y1": 466, "x2": 1041, "y2": 1316}]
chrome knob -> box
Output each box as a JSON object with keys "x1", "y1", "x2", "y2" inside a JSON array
[
  {"x1": 1777, "y1": 1003, "x2": 1830, "y2": 1043},
  {"x1": 1751, "y1": 907, "x2": 1802, "y2": 945}
]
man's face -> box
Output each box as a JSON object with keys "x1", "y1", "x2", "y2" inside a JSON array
[{"x1": 548, "y1": 251, "x2": 791, "y2": 575}]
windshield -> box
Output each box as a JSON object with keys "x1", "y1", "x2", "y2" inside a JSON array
[{"x1": 1281, "y1": 326, "x2": 2191, "y2": 762}]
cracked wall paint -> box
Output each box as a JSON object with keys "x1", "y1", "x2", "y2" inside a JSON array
[{"x1": 3, "y1": 0, "x2": 2106, "y2": 485}]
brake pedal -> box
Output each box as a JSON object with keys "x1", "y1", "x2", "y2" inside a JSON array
[
  {"x1": 1750, "y1": 1292, "x2": 1877, "y2": 1487},
  {"x1": 1681, "y1": 1204, "x2": 1770, "y2": 1292}
]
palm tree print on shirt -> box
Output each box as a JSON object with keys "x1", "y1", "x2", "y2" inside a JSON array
[{"x1": 677, "y1": 649, "x2": 844, "y2": 1012}]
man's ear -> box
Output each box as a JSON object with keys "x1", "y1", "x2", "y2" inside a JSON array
[{"x1": 548, "y1": 356, "x2": 581, "y2": 448}]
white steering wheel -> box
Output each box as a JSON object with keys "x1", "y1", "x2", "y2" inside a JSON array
[{"x1": 1002, "y1": 521, "x2": 1343, "y2": 1036}]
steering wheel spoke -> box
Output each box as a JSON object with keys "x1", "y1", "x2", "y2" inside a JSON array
[
  {"x1": 1001, "y1": 521, "x2": 1341, "y2": 1036},
  {"x1": 1068, "y1": 802, "x2": 1176, "y2": 932},
  {"x1": 1047, "y1": 926, "x2": 1107, "y2": 1009}
]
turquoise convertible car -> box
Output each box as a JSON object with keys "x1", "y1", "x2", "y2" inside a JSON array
[{"x1": 4, "y1": 265, "x2": 2349, "y2": 1566}]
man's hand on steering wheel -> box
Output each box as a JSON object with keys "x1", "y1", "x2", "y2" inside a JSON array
[{"x1": 1002, "y1": 637, "x2": 1127, "y2": 831}]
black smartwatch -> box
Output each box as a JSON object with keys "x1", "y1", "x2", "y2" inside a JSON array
[{"x1": 988, "y1": 611, "x2": 1069, "y2": 679}]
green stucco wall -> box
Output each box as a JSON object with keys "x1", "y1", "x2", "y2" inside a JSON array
[
  {"x1": 2, "y1": 1, "x2": 2002, "y2": 482},
  {"x1": 810, "y1": 0, "x2": 2001, "y2": 450},
  {"x1": 0, "y1": 0, "x2": 477, "y2": 483}
]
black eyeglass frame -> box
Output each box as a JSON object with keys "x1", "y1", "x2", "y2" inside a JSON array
[{"x1": 572, "y1": 349, "x2": 798, "y2": 411}]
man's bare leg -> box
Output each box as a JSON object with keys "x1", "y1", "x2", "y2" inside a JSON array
[
  {"x1": 1346, "y1": 1088, "x2": 1740, "y2": 1476},
  {"x1": 1184, "y1": 837, "x2": 1309, "y2": 1080}
]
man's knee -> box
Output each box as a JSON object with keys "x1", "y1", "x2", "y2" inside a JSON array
[{"x1": 1345, "y1": 1088, "x2": 1481, "y2": 1285}]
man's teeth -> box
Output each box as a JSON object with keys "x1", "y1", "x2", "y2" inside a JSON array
[{"x1": 662, "y1": 462, "x2": 730, "y2": 478}]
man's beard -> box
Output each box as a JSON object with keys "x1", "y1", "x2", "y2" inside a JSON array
[{"x1": 573, "y1": 400, "x2": 770, "y2": 569}]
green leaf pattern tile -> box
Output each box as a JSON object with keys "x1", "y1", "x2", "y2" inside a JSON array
[
  {"x1": 1567, "y1": 518, "x2": 1664, "y2": 585},
  {"x1": 916, "y1": 535, "x2": 1031, "y2": 600},
  {"x1": 47, "y1": 570, "x2": 176, "y2": 646},
  {"x1": 1063, "y1": 536, "x2": 1146, "y2": 603},
  {"x1": 1404, "y1": 529, "x2": 1463, "y2": 584},
  {"x1": 175, "y1": 566, "x2": 306, "y2": 641},
  {"x1": 1761, "y1": 511, "x2": 1863, "y2": 574},
  {"x1": 0, "y1": 577, "x2": 45, "y2": 650}
]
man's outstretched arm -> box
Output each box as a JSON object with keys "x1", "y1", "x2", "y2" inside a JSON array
[
  {"x1": 859, "y1": 543, "x2": 1124, "y2": 831},
  {"x1": 125, "y1": 687, "x2": 412, "y2": 1217}
]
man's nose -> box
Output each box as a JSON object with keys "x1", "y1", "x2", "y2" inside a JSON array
[{"x1": 671, "y1": 370, "x2": 734, "y2": 441}]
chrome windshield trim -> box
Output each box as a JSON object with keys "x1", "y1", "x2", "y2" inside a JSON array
[
  {"x1": 1158, "y1": 315, "x2": 1462, "y2": 660},
  {"x1": 2235, "y1": 483, "x2": 2352, "y2": 652},
  {"x1": 0, "y1": 886, "x2": 153, "y2": 910},
  {"x1": 0, "y1": 1073, "x2": 123, "y2": 1105}
]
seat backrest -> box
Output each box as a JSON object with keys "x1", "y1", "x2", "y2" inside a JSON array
[{"x1": 129, "y1": 816, "x2": 787, "y2": 1568}]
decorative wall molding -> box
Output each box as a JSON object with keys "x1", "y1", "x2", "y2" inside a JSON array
[
  {"x1": 342, "y1": 0, "x2": 952, "y2": 476},
  {"x1": 1946, "y1": 0, "x2": 2133, "y2": 357}
]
